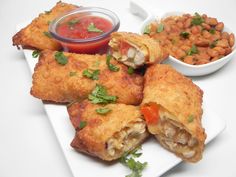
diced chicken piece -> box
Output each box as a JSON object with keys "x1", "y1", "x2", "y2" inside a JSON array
[{"x1": 106, "y1": 119, "x2": 147, "y2": 156}]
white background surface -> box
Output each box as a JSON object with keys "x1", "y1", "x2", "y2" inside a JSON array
[{"x1": 1, "y1": 0, "x2": 236, "y2": 177}]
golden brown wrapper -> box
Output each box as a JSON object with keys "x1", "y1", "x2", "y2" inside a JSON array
[
  {"x1": 142, "y1": 64, "x2": 206, "y2": 162},
  {"x1": 30, "y1": 50, "x2": 143, "y2": 105},
  {"x1": 68, "y1": 100, "x2": 149, "y2": 161},
  {"x1": 109, "y1": 32, "x2": 167, "y2": 68},
  {"x1": 12, "y1": 2, "x2": 78, "y2": 50}
]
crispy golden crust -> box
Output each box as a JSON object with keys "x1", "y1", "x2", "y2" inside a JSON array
[
  {"x1": 12, "y1": 2, "x2": 78, "y2": 50},
  {"x1": 142, "y1": 64, "x2": 206, "y2": 162},
  {"x1": 110, "y1": 32, "x2": 167, "y2": 64},
  {"x1": 68, "y1": 100, "x2": 149, "y2": 161},
  {"x1": 30, "y1": 50, "x2": 143, "y2": 105}
]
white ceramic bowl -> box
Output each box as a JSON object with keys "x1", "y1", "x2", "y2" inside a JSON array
[{"x1": 130, "y1": 0, "x2": 236, "y2": 76}]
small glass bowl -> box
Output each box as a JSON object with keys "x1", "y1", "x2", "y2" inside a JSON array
[{"x1": 49, "y1": 7, "x2": 120, "y2": 54}]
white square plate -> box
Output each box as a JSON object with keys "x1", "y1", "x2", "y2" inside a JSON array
[{"x1": 17, "y1": 0, "x2": 226, "y2": 176}]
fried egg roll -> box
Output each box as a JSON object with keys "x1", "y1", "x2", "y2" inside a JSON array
[
  {"x1": 109, "y1": 32, "x2": 167, "y2": 68},
  {"x1": 141, "y1": 64, "x2": 206, "y2": 162},
  {"x1": 31, "y1": 50, "x2": 143, "y2": 105},
  {"x1": 12, "y1": 2, "x2": 78, "y2": 50},
  {"x1": 68, "y1": 100, "x2": 149, "y2": 161}
]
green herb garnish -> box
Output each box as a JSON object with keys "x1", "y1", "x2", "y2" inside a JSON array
[
  {"x1": 78, "y1": 121, "x2": 87, "y2": 130},
  {"x1": 180, "y1": 31, "x2": 190, "y2": 39},
  {"x1": 83, "y1": 69, "x2": 100, "y2": 80},
  {"x1": 88, "y1": 84, "x2": 117, "y2": 104},
  {"x1": 43, "y1": 31, "x2": 52, "y2": 38},
  {"x1": 187, "y1": 45, "x2": 198, "y2": 55},
  {"x1": 191, "y1": 12, "x2": 204, "y2": 25},
  {"x1": 209, "y1": 28, "x2": 216, "y2": 34},
  {"x1": 157, "y1": 23, "x2": 164, "y2": 33},
  {"x1": 87, "y1": 23, "x2": 103, "y2": 33},
  {"x1": 69, "y1": 71, "x2": 77, "y2": 77},
  {"x1": 188, "y1": 115, "x2": 194, "y2": 123},
  {"x1": 32, "y1": 50, "x2": 40, "y2": 58},
  {"x1": 143, "y1": 25, "x2": 150, "y2": 34},
  {"x1": 106, "y1": 54, "x2": 120, "y2": 72},
  {"x1": 54, "y1": 51, "x2": 68, "y2": 65},
  {"x1": 128, "y1": 67, "x2": 134, "y2": 75},
  {"x1": 47, "y1": 21, "x2": 51, "y2": 25},
  {"x1": 68, "y1": 19, "x2": 80, "y2": 27},
  {"x1": 120, "y1": 147, "x2": 147, "y2": 177},
  {"x1": 96, "y1": 107, "x2": 111, "y2": 115},
  {"x1": 210, "y1": 40, "x2": 218, "y2": 48}
]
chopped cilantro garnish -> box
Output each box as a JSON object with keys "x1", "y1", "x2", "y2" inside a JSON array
[
  {"x1": 78, "y1": 121, "x2": 87, "y2": 130},
  {"x1": 157, "y1": 23, "x2": 164, "y2": 33},
  {"x1": 210, "y1": 40, "x2": 218, "y2": 48},
  {"x1": 54, "y1": 51, "x2": 68, "y2": 65},
  {"x1": 180, "y1": 31, "x2": 190, "y2": 39},
  {"x1": 120, "y1": 146, "x2": 147, "y2": 177},
  {"x1": 187, "y1": 45, "x2": 198, "y2": 55},
  {"x1": 32, "y1": 50, "x2": 40, "y2": 58},
  {"x1": 191, "y1": 12, "x2": 204, "y2": 25},
  {"x1": 128, "y1": 66, "x2": 134, "y2": 75},
  {"x1": 106, "y1": 54, "x2": 120, "y2": 72},
  {"x1": 67, "y1": 19, "x2": 80, "y2": 27},
  {"x1": 143, "y1": 25, "x2": 150, "y2": 34},
  {"x1": 188, "y1": 115, "x2": 194, "y2": 123},
  {"x1": 69, "y1": 71, "x2": 77, "y2": 77},
  {"x1": 88, "y1": 84, "x2": 117, "y2": 104},
  {"x1": 87, "y1": 23, "x2": 103, "y2": 33},
  {"x1": 82, "y1": 69, "x2": 100, "y2": 80},
  {"x1": 43, "y1": 31, "x2": 52, "y2": 38},
  {"x1": 96, "y1": 107, "x2": 111, "y2": 115},
  {"x1": 209, "y1": 28, "x2": 216, "y2": 34}
]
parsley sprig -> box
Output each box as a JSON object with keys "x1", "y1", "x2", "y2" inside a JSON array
[
  {"x1": 32, "y1": 50, "x2": 40, "y2": 58},
  {"x1": 77, "y1": 121, "x2": 87, "y2": 130},
  {"x1": 87, "y1": 23, "x2": 103, "y2": 33},
  {"x1": 106, "y1": 54, "x2": 120, "y2": 72},
  {"x1": 54, "y1": 51, "x2": 68, "y2": 65},
  {"x1": 143, "y1": 25, "x2": 150, "y2": 34},
  {"x1": 180, "y1": 31, "x2": 190, "y2": 39},
  {"x1": 83, "y1": 69, "x2": 100, "y2": 80},
  {"x1": 120, "y1": 147, "x2": 147, "y2": 177},
  {"x1": 157, "y1": 24, "x2": 164, "y2": 33},
  {"x1": 96, "y1": 107, "x2": 111, "y2": 115},
  {"x1": 68, "y1": 19, "x2": 80, "y2": 28},
  {"x1": 88, "y1": 84, "x2": 117, "y2": 104},
  {"x1": 191, "y1": 12, "x2": 204, "y2": 26},
  {"x1": 187, "y1": 45, "x2": 198, "y2": 55}
]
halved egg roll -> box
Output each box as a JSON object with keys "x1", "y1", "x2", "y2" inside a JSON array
[
  {"x1": 141, "y1": 64, "x2": 206, "y2": 162},
  {"x1": 68, "y1": 100, "x2": 149, "y2": 161},
  {"x1": 31, "y1": 50, "x2": 143, "y2": 105},
  {"x1": 108, "y1": 32, "x2": 167, "y2": 68},
  {"x1": 12, "y1": 2, "x2": 78, "y2": 50}
]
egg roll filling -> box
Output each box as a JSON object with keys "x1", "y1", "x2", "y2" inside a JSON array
[
  {"x1": 141, "y1": 103, "x2": 199, "y2": 159},
  {"x1": 106, "y1": 118, "x2": 148, "y2": 157},
  {"x1": 109, "y1": 38, "x2": 148, "y2": 68}
]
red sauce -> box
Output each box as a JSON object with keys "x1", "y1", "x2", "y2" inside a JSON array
[{"x1": 57, "y1": 16, "x2": 113, "y2": 39}]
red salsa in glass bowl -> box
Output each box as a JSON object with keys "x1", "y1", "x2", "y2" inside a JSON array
[{"x1": 49, "y1": 7, "x2": 120, "y2": 54}]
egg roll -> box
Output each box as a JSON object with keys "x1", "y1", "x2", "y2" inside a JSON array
[
  {"x1": 108, "y1": 32, "x2": 167, "y2": 69},
  {"x1": 68, "y1": 100, "x2": 149, "y2": 161},
  {"x1": 12, "y1": 2, "x2": 78, "y2": 50},
  {"x1": 141, "y1": 64, "x2": 206, "y2": 162},
  {"x1": 30, "y1": 50, "x2": 143, "y2": 105}
]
